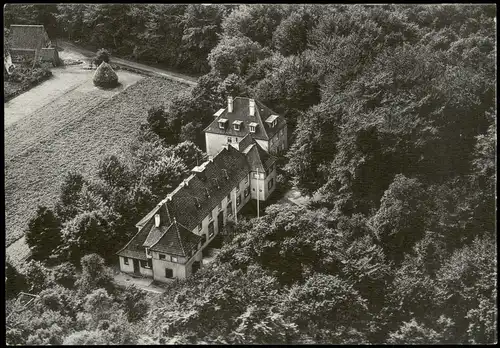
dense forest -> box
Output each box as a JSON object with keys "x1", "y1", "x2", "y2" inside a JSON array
[{"x1": 5, "y1": 4, "x2": 497, "y2": 345}]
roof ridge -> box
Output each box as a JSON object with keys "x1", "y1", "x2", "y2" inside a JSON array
[
  {"x1": 116, "y1": 222, "x2": 148, "y2": 255},
  {"x1": 176, "y1": 220, "x2": 194, "y2": 235},
  {"x1": 174, "y1": 220, "x2": 187, "y2": 256},
  {"x1": 150, "y1": 222, "x2": 175, "y2": 250},
  {"x1": 254, "y1": 101, "x2": 270, "y2": 139}
]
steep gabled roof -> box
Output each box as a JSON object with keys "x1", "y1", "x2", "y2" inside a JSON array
[
  {"x1": 10, "y1": 25, "x2": 50, "y2": 51},
  {"x1": 117, "y1": 145, "x2": 250, "y2": 259},
  {"x1": 243, "y1": 141, "x2": 277, "y2": 172},
  {"x1": 163, "y1": 145, "x2": 250, "y2": 231},
  {"x1": 150, "y1": 220, "x2": 201, "y2": 257},
  {"x1": 117, "y1": 203, "x2": 173, "y2": 260},
  {"x1": 204, "y1": 97, "x2": 286, "y2": 141},
  {"x1": 237, "y1": 133, "x2": 254, "y2": 152}
]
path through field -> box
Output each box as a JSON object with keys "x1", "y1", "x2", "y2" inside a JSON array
[{"x1": 4, "y1": 46, "x2": 192, "y2": 269}]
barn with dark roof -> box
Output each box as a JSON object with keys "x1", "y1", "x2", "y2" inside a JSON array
[{"x1": 9, "y1": 24, "x2": 60, "y2": 66}]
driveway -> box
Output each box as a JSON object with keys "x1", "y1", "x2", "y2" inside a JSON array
[
  {"x1": 57, "y1": 40, "x2": 198, "y2": 87},
  {"x1": 113, "y1": 270, "x2": 167, "y2": 294}
]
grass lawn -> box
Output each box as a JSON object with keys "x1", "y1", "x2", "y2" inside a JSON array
[{"x1": 5, "y1": 75, "x2": 191, "y2": 262}]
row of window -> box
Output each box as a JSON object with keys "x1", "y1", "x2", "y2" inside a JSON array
[
  {"x1": 123, "y1": 256, "x2": 179, "y2": 270},
  {"x1": 197, "y1": 177, "x2": 251, "y2": 233},
  {"x1": 250, "y1": 178, "x2": 274, "y2": 192},
  {"x1": 219, "y1": 120, "x2": 258, "y2": 133}
]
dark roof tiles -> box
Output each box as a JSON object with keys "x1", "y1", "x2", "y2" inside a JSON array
[
  {"x1": 10, "y1": 25, "x2": 50, "y2": 51},
  {"x1": 117, "y1": 145, "x2": 251, "y2": 260},
  {"x1": 204, "y1": 97, "x2": 286, "y2": 141},
  {"x1": 150, "y1": 221, "x2": 201, "y2": 256},
  {"x1": 243, "y1": 142, "x2": 276, "y2": 172}
]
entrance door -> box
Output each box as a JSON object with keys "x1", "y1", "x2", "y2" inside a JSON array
[
  {"x1": 192, "y1": 261, "x2": 201, "y2": 274},
  {"x1": 217, "y1": 211, "x2": 224, "y2": 234},
  {"x1": 133, "y1": 259, "x2": 140, "y2": 274}
]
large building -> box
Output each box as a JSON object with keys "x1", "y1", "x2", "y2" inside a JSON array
[
  {"x1": 116, "y1": 97, "x2": 287, "y2": 281},
  {"x1": 204, "y1": 96, "x2": 288, "y2": 157}
]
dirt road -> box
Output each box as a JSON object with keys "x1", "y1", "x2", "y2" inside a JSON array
[
  {"x1": 4, "y1": 43, "x2": 193, "y2": 270},
  {"x1": 58, "y1": 40, "x2": 198, "y2": 87}
]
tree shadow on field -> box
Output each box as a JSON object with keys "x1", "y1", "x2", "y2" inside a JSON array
[{"x1": 94, "y1": 82, "x2": 124, "y2": 91}]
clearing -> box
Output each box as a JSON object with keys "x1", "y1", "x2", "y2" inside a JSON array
[{"x1": 5, "y1": 55, "x2": 192, "y2": 267}]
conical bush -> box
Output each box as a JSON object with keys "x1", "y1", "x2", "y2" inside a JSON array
[{"x1": 93, "y1": 61, "x2": 119, "y2": 88}]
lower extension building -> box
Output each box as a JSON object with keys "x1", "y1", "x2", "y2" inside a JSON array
[{"x1": 117, "y1": 132, "x2": 280, "y2": 281}]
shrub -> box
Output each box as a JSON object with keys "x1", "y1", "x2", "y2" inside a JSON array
[
  {"x1": 93, "y1": 62, "x2": 119, "y2": 88},
  {"x1": 94, "y1": 48, "x2": 111, "y2": 65}
]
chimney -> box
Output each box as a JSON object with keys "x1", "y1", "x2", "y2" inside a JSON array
[
  {"x1": 154, "y1": 213, "x2": 160, "y2": 227},
  {"x1": 228, "y1": 96, "x2": 233, "y2": 113},
  {"x1": 183, "y1": 178, "x2": 189, "y2": 187},
  {"x1": 249, "y1": 99, "x2": 255, "y2": 116}
]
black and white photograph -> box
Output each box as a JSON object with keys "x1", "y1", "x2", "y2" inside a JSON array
[{"x1": 4, "y1": 3, "x2": 497, "y2": 345}]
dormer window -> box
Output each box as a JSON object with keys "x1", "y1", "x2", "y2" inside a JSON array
[
  {"x1": 249, "y1": 122, "x2": 258, "y2": 133},
  {"x1": 265, "y1": 115, "x2": 279, "y2": 128},
  {"x1": 218, "y1": 118, "x2": 228, "y2": 129},
  {"x1": 233, "y1": 120, "x2": 243, "y2": 131}
]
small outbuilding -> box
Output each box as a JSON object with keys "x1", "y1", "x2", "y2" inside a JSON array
[{"x1": 9, "y1": 24, "x2": 60, "y2": 66}]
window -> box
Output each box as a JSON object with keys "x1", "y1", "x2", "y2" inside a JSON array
[
  {"x1": 244, "y1": 187, "x2": 250, "y2": 198},
  {"x1": 145, "y1": 247, "x2": 151, "y2": 257},
  {"x1": 218, "y1": 201, "x2": 222, "y2": 211},
  {"x1": 245, "y1": 175, "x2": 249, "y2": 184},
  {"x1": 227, "y1": 193, "x2": 231, "y2": 202},
  {"x1": 165, "y1": 268, "x2": 173, "y2": 278},
  {"x1": 159, "y1": 254, "x2": 166, "y2": 260},
  {"x1": 209, "y1": 214, "x2": 213, "y2": 222},
  {"x1": 198, "y1": 223, "x2": 202, "y2": 232},
  {"x1": 218, "y1": 118, "x2": 228, "y2": 129},
  {"x1": 141, "y1": 260, "x2": 152, "y2": 269},
  {"x1": 233, "y1": 120, "x2": 242, "y2": 131},
  {"x1": 236, "y1": 194, "x2": 241, "y2": 206},
  {"x1": 253, "y1": 172, "x2": 257, "y2": 179},
  {"x1": 227, "y1": 137, "x2": 232, "y2": 143},
  {"x1": 201, "y1": 234, "x2": 207, "y2": 244},
  {"x1": 227, "y1": 203, "x2": 233, "y2": 216},
  {"x1": 235, "y1": 137, "x2": 239, "y2": 142},
  {"x1": 249, "y1": 125, "x2": 256, "y2": 133},
  {"x1": 123, "y1": 257, "x2": 129, "y2": 265},
  {"x1": 269, "y1": 178, "x2": 274, "y2": 190},
  {"x1": 208, "y1": 222, "x2": 215, "y2": 238},
  {"x1": 172, "y1": 256, "x2": 178, "y2": 263},
  {"x1": 236, "y1": 186, "x2": 240, "y2": 192}
]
